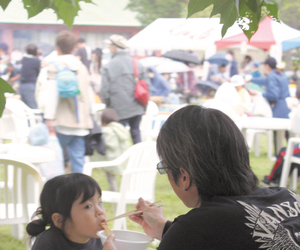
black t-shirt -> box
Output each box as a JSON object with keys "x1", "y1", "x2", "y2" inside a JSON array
[
  {"x1": 31, "y1": 226, "x2": 102, "y2": 250},
  {"x1": 159, "y1": 187, "x2": 300, "y2": 250},
  {"x1": 20, "y1": 56, "x2": 41, "y2": 84}
]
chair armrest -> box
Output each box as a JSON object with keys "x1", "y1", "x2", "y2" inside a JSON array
[
  {"x1": 123, "y1": 167, "x2": 157, "y2": 175},
  {"x1": 83, "y1": 146, "x2": 133, "y2": 175}
]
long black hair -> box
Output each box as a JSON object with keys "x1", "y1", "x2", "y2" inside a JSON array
[
  {"x1": 26, "y1": 173, "x2": 102, "y2": 237},
  {"x1": 157, "y1": 105, "x2": 258, "y2": 202}
]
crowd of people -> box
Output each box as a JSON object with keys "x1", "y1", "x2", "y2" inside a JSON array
[
  {"x1": 2, "y1": 33, "x2": 300, "y2": 183},
  {"x1": 205, "y1": 52, "x2": 300, "y2": 188},
  {"x1": 1, "y1": 29, "x2": 300, "y2": 249}
]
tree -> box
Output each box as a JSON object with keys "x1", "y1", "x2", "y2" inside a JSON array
[
  {"x1": 277, "y1": 0, "x2": 300, "y2": 29},
  {"x1": 187, "y1": 0, "x2": 279, "y2": 39},
  {"x1": 0, "y1": 0, "x2": 280, "y2": 116},
  {"x1": 126, "y1": 0, "x2": 187, "y2": 26}
]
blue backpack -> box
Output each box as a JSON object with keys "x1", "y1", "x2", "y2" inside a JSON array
[
  {"x1": 52, "y1": 62, "x2": 80, "y2": 98},
  {"x1": 52, "y1": 62, "x2": 80, "y2": 122}
]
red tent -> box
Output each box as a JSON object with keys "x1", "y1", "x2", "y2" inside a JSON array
[{"x1": 215, "y1": 17, "x2": 276, "y2": 50}]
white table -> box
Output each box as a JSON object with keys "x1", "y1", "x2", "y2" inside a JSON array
[
  {"x1": 0, "y1": 143, "x2": 55, "y2": 164},
  {"x1": 0, "y1": 143, "x2": 56, "y2": 203},
  {"x1": 240, "y1": 117, "x2": 291, "y2": 155}
]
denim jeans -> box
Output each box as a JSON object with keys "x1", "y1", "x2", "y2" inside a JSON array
[
  {"x1": 19, "y1": 83, "x2": 38, "y2": 109},
  {"x1": 119, "y1": 115, "x2": 142, "y2": 144},
  {"x1": 56, "y1": 132, "x2": 86, "y2": 173}
]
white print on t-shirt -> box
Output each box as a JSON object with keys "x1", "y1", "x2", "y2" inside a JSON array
[{"x1": 237, "y1": 191, "x2": 300, "y2": 249}]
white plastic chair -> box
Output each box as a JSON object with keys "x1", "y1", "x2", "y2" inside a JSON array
[
  {"x1": 246, "y1": 129, "x2": 274, "y2": 160},
  {"x1": 140, "y1": 114, "x2": 169, "y2": 141},
  {"x1": 83, "y1": 141, "x2": 159, "y2": 229},
  {"x1": 0, "y1": 98, "x2": 42, "y2": 143},
  {"x1": 279, "y1": 137, "x2": 300, "y2": 190},
  {"x1": 0, "y1": 157, "x2": 44, "y2": 240}
]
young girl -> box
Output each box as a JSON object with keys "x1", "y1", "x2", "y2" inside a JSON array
[{"x1": 26, "y1": 173, "x2": 116, "y2": 250}]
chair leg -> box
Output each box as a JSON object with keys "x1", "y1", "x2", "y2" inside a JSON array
[
  {"x1": 280, "y1": 140, "x2": 296, "y2": 188},
  {"x1": 254, "y1": 133, "x2": 261, "y2": 157},
  {"x1": 12, "y1": 224, "x2": 24, "y2": 240},
  {"x1": 291, "y1": 167, "x2": 298, "y2": 191},
  {"x1": 113, "y1": 199, "x2": 127, "y2": 230},
  {"x1": 266, "y1": 131, "x2": 274, "y2": 160},
  {"x1": 245, "y1": 129, "x2": 256, "y2": 150},
  {"x1": 113, "y1": 217, "x2": 127, "y2": 230}
]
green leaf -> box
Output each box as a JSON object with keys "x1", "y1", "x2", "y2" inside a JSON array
[
  {"x1": 245, "y1": 0, "x2": 262, "y2": 14},
  {"x1": 23, "y1": 0, "x2": 51, "y2": 18},
  {"x1": 238, "y1": 0, "x2": 261, "y2": 40},
  {"x1": 210, "y1": 0, "x2": 238, "y2": 37},
  {"x1": 234, "y1": 0, "x2": 239, "y2": 13},
  {"x1": 54, "y1": 0, "x2": 81, "y2": 29},
  {"x1": 22, "y1": 0, "x2": 93, "y2": 29},
  {"x1": 0, "y1": 79, "x2": 16, "y2": 117},
  {"x1": 187, "y1": 0, "x2": 214, "y2": 18},
  {"x1": 262, "y1": 0, "x2": 279, "y2": 21},
  {"x1": 0, "y1": 0, "x2": 11, "y2": 10}
]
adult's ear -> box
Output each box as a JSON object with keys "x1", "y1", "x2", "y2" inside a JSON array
[
  {"x1": 179, "y1": 168, "x2": 191, "y2": 191},
  {"x1": 52, "y1": 213, "x2": 63, "y2": 228}
]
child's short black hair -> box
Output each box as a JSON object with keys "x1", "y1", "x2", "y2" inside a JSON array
[
  {"x1": 26, "y1": 44, "x2": 38, "y2": 56},
  {"x1": 101, "y1": 108, "x2": 120, "y2": 124}
]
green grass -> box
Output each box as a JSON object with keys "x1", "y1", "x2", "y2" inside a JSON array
[{"x1": 1, "y1": 136, "x2": 299, "y2": 249}]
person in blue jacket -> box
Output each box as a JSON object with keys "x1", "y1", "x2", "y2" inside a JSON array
[
  {"x1": 250, "y1": 57, "x2": 290, "y2": 119},
  {"x1": 147, "y1": 66, "x2": 171, "y2": 98},
  {"x1": 249, "y1": 57, "x2": 291, "y2": 153}
]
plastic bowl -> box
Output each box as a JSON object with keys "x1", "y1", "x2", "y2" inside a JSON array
[{"x1": 97, "y1": 229, "x2": 153, "y2": 250}]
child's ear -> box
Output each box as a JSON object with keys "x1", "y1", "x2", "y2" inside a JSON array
[{"x1": 52, "y1": 213, "x2": 63, "y2": 228}]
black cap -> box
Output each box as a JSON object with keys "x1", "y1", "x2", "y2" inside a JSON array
[{"x1": 264, "y1": 57, "x2": 277, "y2": 69}]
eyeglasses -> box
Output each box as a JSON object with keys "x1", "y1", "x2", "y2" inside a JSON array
[{"x1": 157, "y1": 161, "x2": 168, "y2": 175}]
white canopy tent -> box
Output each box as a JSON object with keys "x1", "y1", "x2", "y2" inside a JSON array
[
  {"x1": 128, "y1": 17, "x2": 300, "y2": 62},
  {"x1": 127, "y1": 18, "x2": 242, "y2": 55}
]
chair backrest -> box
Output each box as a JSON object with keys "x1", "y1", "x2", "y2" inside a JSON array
[
  {"x1": 118, "y1": 141, "x2": 159, "y2": 201},
  {"x1": 83, "y1": 141, "x2": 160, "y2": 229},
  {"x1": 0, "y1": 157, "x2": 43, "y2": 226},
  {"x1": 140, "y1": 114, "x2": 169, "y2": 141},
  {"x1": 111, "y1": 141, "x2": 159, "y2": 229},
  {"x1": 0, "y1": 98, "x2": 42, "y2": 143},
  {"x1": 146, "y1": 101, "x2": 159, "y2": 116}
]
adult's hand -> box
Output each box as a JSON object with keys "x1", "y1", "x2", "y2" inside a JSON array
[
  {"x1": 129, "y1": 197, "x2": 167, "y2": 241},
  {"x1": 44, "y1": 119, "x2": 55, "y2": 134},
  {"x1": 103, "y1": 234, "x2": 117, "y2": 250}
]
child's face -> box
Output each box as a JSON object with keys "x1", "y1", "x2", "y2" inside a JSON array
[{"x1": 64, "y1": 191, "x2": 106, "y2": 243}]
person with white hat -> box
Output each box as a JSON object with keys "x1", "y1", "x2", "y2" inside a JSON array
[
  {"x1": 230, "y1": 74, "x2": 252, "y2": 113},
  {"x1": 99, "y1": 35, "x2": 150, "y2": 144}
]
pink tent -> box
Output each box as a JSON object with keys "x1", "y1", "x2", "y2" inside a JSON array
[{"x1": 215, "y1": 17, "x2": 300, "y2": 51}]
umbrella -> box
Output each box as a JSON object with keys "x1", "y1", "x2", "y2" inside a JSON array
[
  {"x1": 139, "y1": 56, "x2": 171, "y2": 67},
  {"x1": 156, "y1": 60, "x2": 191, "y2": 73},
  {"x1": 245, "y1": 82, "x2": 265, "y2": 93},
  {"x1": 207, "y1": 53, "x2": 229, "y2": 65},
  {"x1": 195, "y1": 80, "x2": 220, "y2": 96},
  {"x1": 36, "y1": 42, "x2": 55, "y2": 57},
  {"x1": 197, "y1": 80, "x2": 220, "y2": 90},
  {"x1": 162, "y1": 50, "x2": 201, "y2": 65}
]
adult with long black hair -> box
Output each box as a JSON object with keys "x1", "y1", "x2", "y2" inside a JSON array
[{"x1": 125, "y1": 105, "x2": 300, "y2": 250}]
